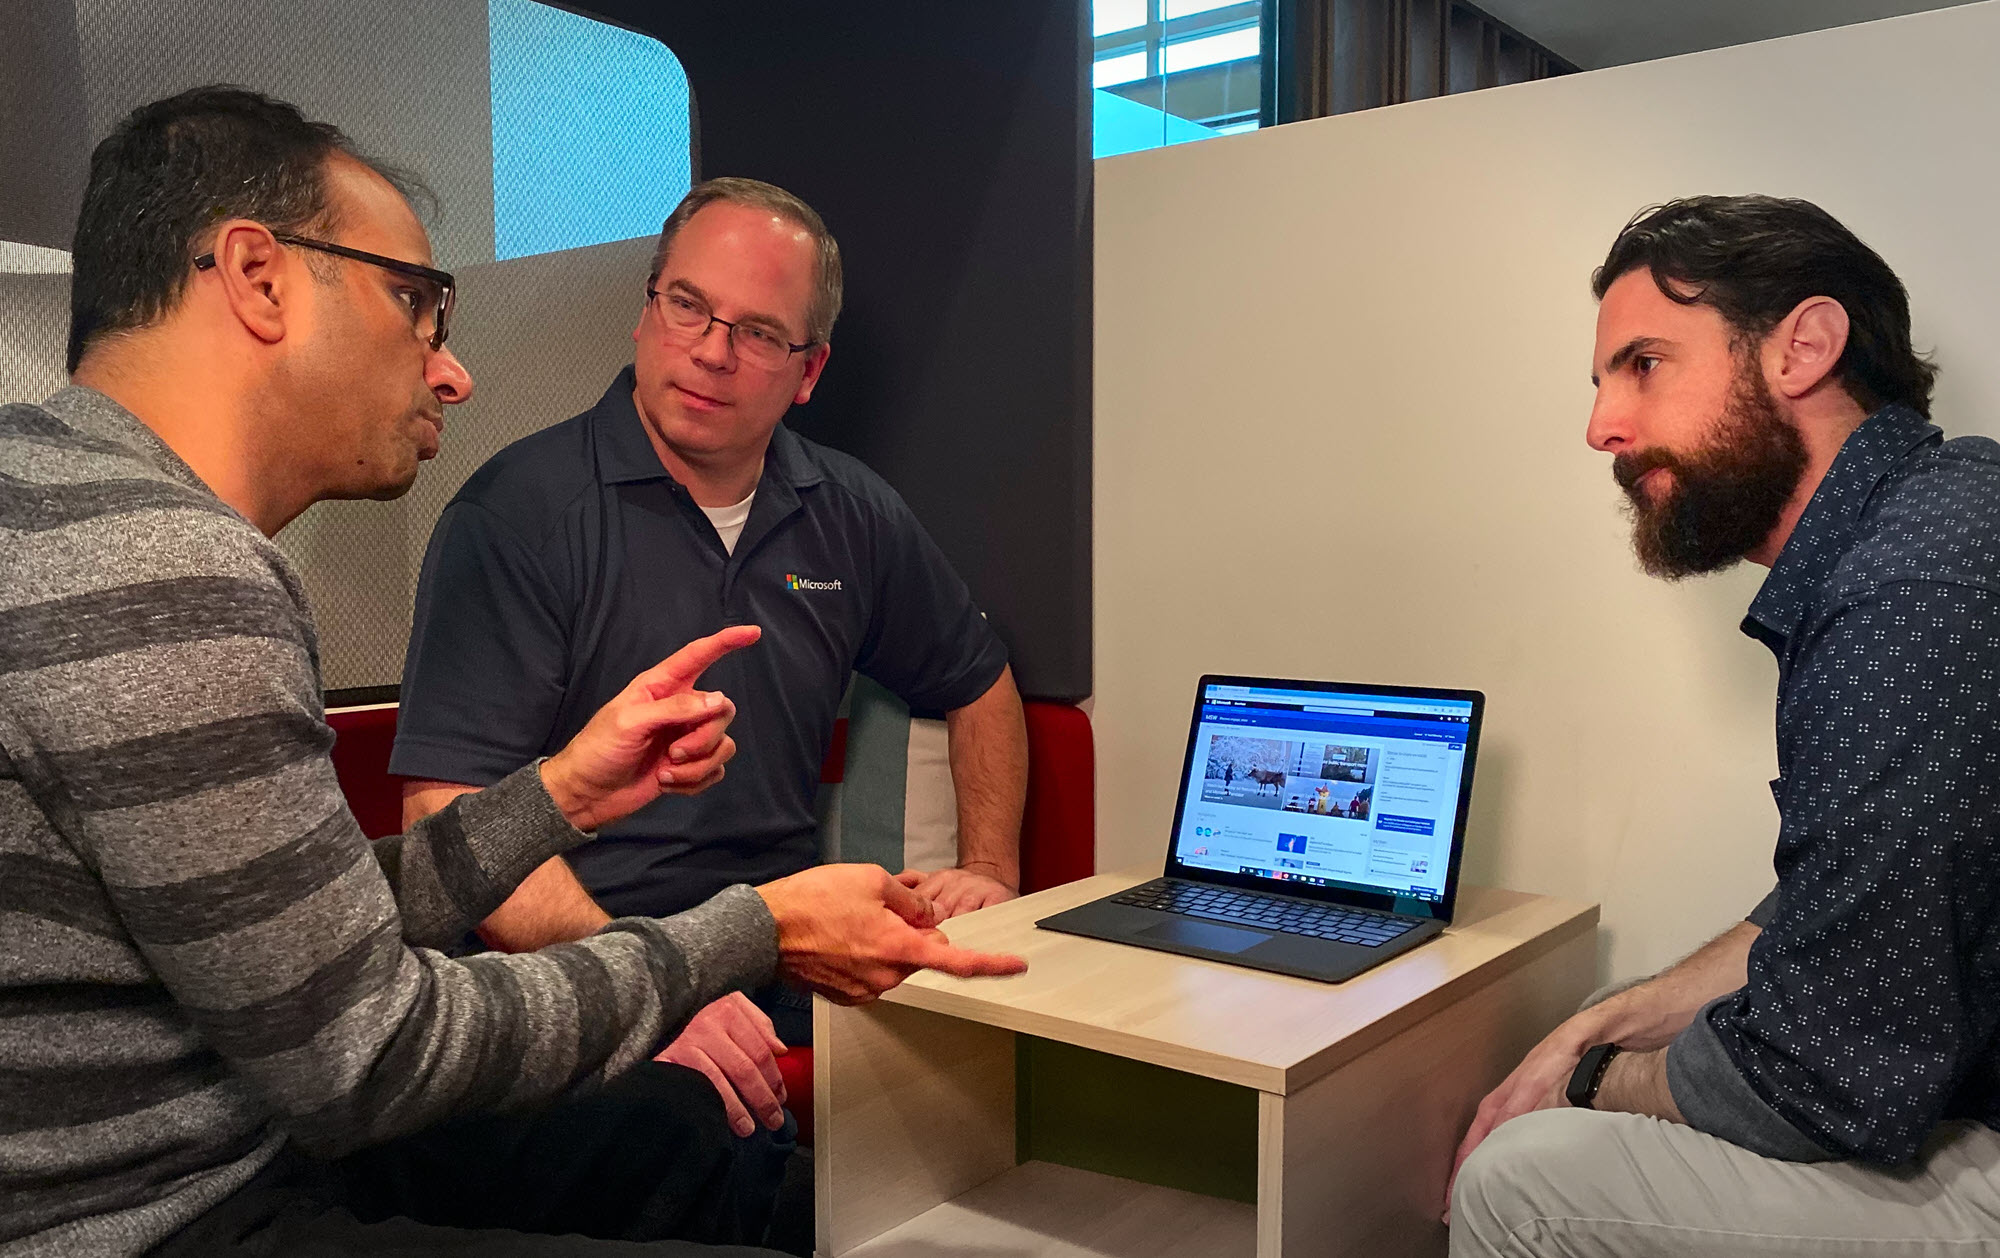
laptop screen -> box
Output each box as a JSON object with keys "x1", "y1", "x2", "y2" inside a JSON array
[{"x1": 1163, "y1": 677, "x2": 1483, "y2": 919}]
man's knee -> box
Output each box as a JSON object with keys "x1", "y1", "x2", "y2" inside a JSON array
[
  {"x1": 573, "y1": 1063, "x2": 791, "y2": 1243},
  {"x1": 590, "y1": 1062, "x2": 739, "y2": 1170},
  {"x1": 1451, "y1": 1109, "x2": 1623, "y2": 1252}
]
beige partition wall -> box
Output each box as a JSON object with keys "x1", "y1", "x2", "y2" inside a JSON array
[{"x1": 1092, "y1": 1, "x2": 2000, "y2": 980}]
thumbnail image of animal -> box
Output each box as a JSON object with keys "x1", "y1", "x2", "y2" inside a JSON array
[{"x1": 1247, "y1": 767, "x2": 1286, "y2": 796}]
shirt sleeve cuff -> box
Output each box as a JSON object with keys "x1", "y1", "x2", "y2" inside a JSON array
[
  {"x1": 1745, "y1": 887, "x2": 1780, "y2": 928},
  {"x1": 1666, "y1": 996, "x2": 1834, "y2": 1162},
  {"x1": 928, "y1": 642, "x2": 1010, "y2": 715},
  {"x1": 447, "y1": 758, "x2": 593, "y2": 889},
  {"x1": 387, "y1": 733, "x2": 521, "y2": 787},
  {"x1": 647, "y1": 884, "x2": 781, "y2": 1001}
]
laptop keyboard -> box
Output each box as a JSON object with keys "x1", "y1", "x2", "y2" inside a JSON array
[{"x1": 1109, "y1": 879, "x2": 1419, "y2": 947}]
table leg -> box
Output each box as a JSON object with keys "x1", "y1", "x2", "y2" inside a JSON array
[
  {"x1": 1257, "y1": 928, "x2": 1597, "y2": 1258},
  {"x1": 815, "y1": 998, "x2": 1017, "y2": 1255}
]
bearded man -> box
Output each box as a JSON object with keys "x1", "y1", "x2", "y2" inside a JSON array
[{"x1": 1444, "y1": 196, "x2": 2000, "y2": 1257}]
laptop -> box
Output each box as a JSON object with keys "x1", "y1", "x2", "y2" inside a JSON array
[{"x1": 1037, "y1": 675, "x2": 1484, "y2": 982}]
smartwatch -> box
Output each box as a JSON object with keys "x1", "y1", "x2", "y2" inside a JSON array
[{"x1": 1565, "y1": 1043, "x2": 1621, "y2": 1109}]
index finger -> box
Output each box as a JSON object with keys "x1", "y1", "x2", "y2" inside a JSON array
[
  {"x1": 910, "y1": 937, "x2": 1029, "y2": 979},
  {"x1": 634, "y1": 625, "x2": 763, "y2": 697}
]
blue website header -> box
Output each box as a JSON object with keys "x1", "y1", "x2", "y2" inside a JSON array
[
  {"x1": 1200, "y1": 702, "x2": 1468, "y2": 745},
  {"x1": 1206, "y1": 685, "x2": 1473, "y2": 716}
]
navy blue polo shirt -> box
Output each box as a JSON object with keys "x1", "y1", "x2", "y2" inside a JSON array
[{"x1": 391, "y1": 367, "x2": 1008, "y2": 916}]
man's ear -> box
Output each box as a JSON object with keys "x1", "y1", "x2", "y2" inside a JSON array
[
  {"x1": 207, "y1": 220, "x2": 293, "y2": 347},
  {"x1": 1767, "y1": 295, "x2": 1850, "y2": 402},
  {"x1": 794, "y1": 342, "x2": 832, "y2": 405},
  {"x1": 633, "y1": 288, "x2": 652, "y2": 348}
]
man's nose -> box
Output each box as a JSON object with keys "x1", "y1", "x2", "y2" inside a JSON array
[
  {"x1": 690, "y1": 321, "x2": 737, "y2": 370},
  {"x1": 428, "y1": 346, "x2": 474, "y2": 404},
  {"x1": 1585, "y1": 393, "x2": 1629, "y2": 453}
]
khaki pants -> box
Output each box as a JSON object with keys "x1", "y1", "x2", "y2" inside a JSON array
[{"x1": 1450, "y1": 1108, "x2": 2000, "y2": 1257}]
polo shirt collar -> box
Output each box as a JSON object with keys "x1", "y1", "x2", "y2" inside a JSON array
[
  {"x1": 762, "y1": 422, "x2": 825, "y2": 492},
  {"x1": 1742, "y1": 402, "x2": 1940, "y2": 647},
  {"x1": 594, "y1": 367, "x2": 671, "y2": 485},
  {"x1": 592, "y1": 365, "x2": 826, "y2": 494}
]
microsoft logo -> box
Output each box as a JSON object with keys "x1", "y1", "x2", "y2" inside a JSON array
[{"x1": 786, "y1": 573, "x2": 844, "y2": 591}]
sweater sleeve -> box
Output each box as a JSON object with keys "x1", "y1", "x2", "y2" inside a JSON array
[{"x1": 368, "y1": 757, "x2": 586, "y2": 951}]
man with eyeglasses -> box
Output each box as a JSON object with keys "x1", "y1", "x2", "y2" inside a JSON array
[
  {"x1": 392, "y1": 178, "x2": 1029, "y2": 1147},
  {"x1": 0, "y1": 87, "x2": 1026, "y2": 1257}
]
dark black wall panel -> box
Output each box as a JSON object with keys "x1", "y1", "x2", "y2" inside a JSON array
[{"x1": 576, "y1": 2, "x2": 1093, "y2": 702}]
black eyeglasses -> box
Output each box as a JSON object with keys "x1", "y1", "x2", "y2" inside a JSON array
[
  {"x1": 195, "y1": 233, "x2": 456, "y2": 350},
  {"x1": 646, "y1": 285, "x2": 814, "y2": 371}
]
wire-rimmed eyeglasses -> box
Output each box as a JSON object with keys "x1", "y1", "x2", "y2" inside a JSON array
[{"x1": 646, "y1": 285, "x2": 814, "y2": 371}]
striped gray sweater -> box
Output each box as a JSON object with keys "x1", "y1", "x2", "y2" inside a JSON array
[{"x1": 0, "y1": 387, "x2": 779, "y2": 1255}]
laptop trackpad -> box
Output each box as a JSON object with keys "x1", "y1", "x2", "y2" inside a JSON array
[{"x1": 1139, "y1": 918, "x2": 1267, "y2": 953}]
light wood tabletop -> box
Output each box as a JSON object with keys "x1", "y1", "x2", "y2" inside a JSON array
[{"x1": 888, "y1": 870, "x2": 1598, "y2": 1093}]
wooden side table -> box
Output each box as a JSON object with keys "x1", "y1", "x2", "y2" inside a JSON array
[{"x1": 815, "y1": 872, "x2": 1597, "y2": 1258}]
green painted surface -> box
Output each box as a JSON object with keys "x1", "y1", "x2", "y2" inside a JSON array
[{"x1": 1015, "y1": 1035, "x2": 1259, "y2": 1204}]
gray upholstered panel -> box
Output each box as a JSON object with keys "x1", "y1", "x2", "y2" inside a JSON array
[
  {"x1": 272, "y1": 497, "x2": 420, "y2": 695},
  {"x1": 0, "y1": 245, "x2": 72, "y2": 405},
  {"x1": 68, "y1": 0, "x2": 495, "y2": 268},
  {"x1": 277, "y1": 235, "x2": 658, "y2": 690}
]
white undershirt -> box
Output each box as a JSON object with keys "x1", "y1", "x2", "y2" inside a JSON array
[{"x1": 698, "y1": 487, "x2": 757, "y2": 555}]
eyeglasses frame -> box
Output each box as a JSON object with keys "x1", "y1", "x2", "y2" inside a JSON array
[
  {"x1": 194, "y1": 232, "x2": 456, "y2": 350},
  {"x1": 645, "y1": 285, "x2": 815, "y2": 366}
]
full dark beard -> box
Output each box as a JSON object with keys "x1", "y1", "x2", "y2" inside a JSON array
[{"x1": 1612, "y1": 364, "x2": 1808, "y2": 580}]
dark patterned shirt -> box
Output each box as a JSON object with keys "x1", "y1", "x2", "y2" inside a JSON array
[{"x1": 1665, "y1": 403, "x2": 2000, "y2": 1164}]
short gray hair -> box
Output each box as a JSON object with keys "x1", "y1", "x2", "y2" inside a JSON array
[{"x1": 649, "y1": 177, "x2": 844, "y2": 345}]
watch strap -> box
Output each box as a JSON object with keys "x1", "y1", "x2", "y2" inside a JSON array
[{"x1": 1566, "y1": 1042, "x2": 1621, "y2": 1109}]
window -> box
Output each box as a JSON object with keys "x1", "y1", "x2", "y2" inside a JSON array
[
  {"x1": 1092, "y1": 0, "x2": 1265, "y2": 159},
  {"x1": 488, "y1": 0, "x2": 694, "y2": 259},
  {"x1": 1093, "y1": 48, "x2": 1151, "y2": 88},
  {"x1": 1090, "y1": 1, "x2": 1580, "y2": 161},
  {"x1": 1094, "y1": 0, "x2": 1148, "y2": 37},
  {"x1": 1160, "y1": 25, "x2": 1260, "y2": 74}
]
